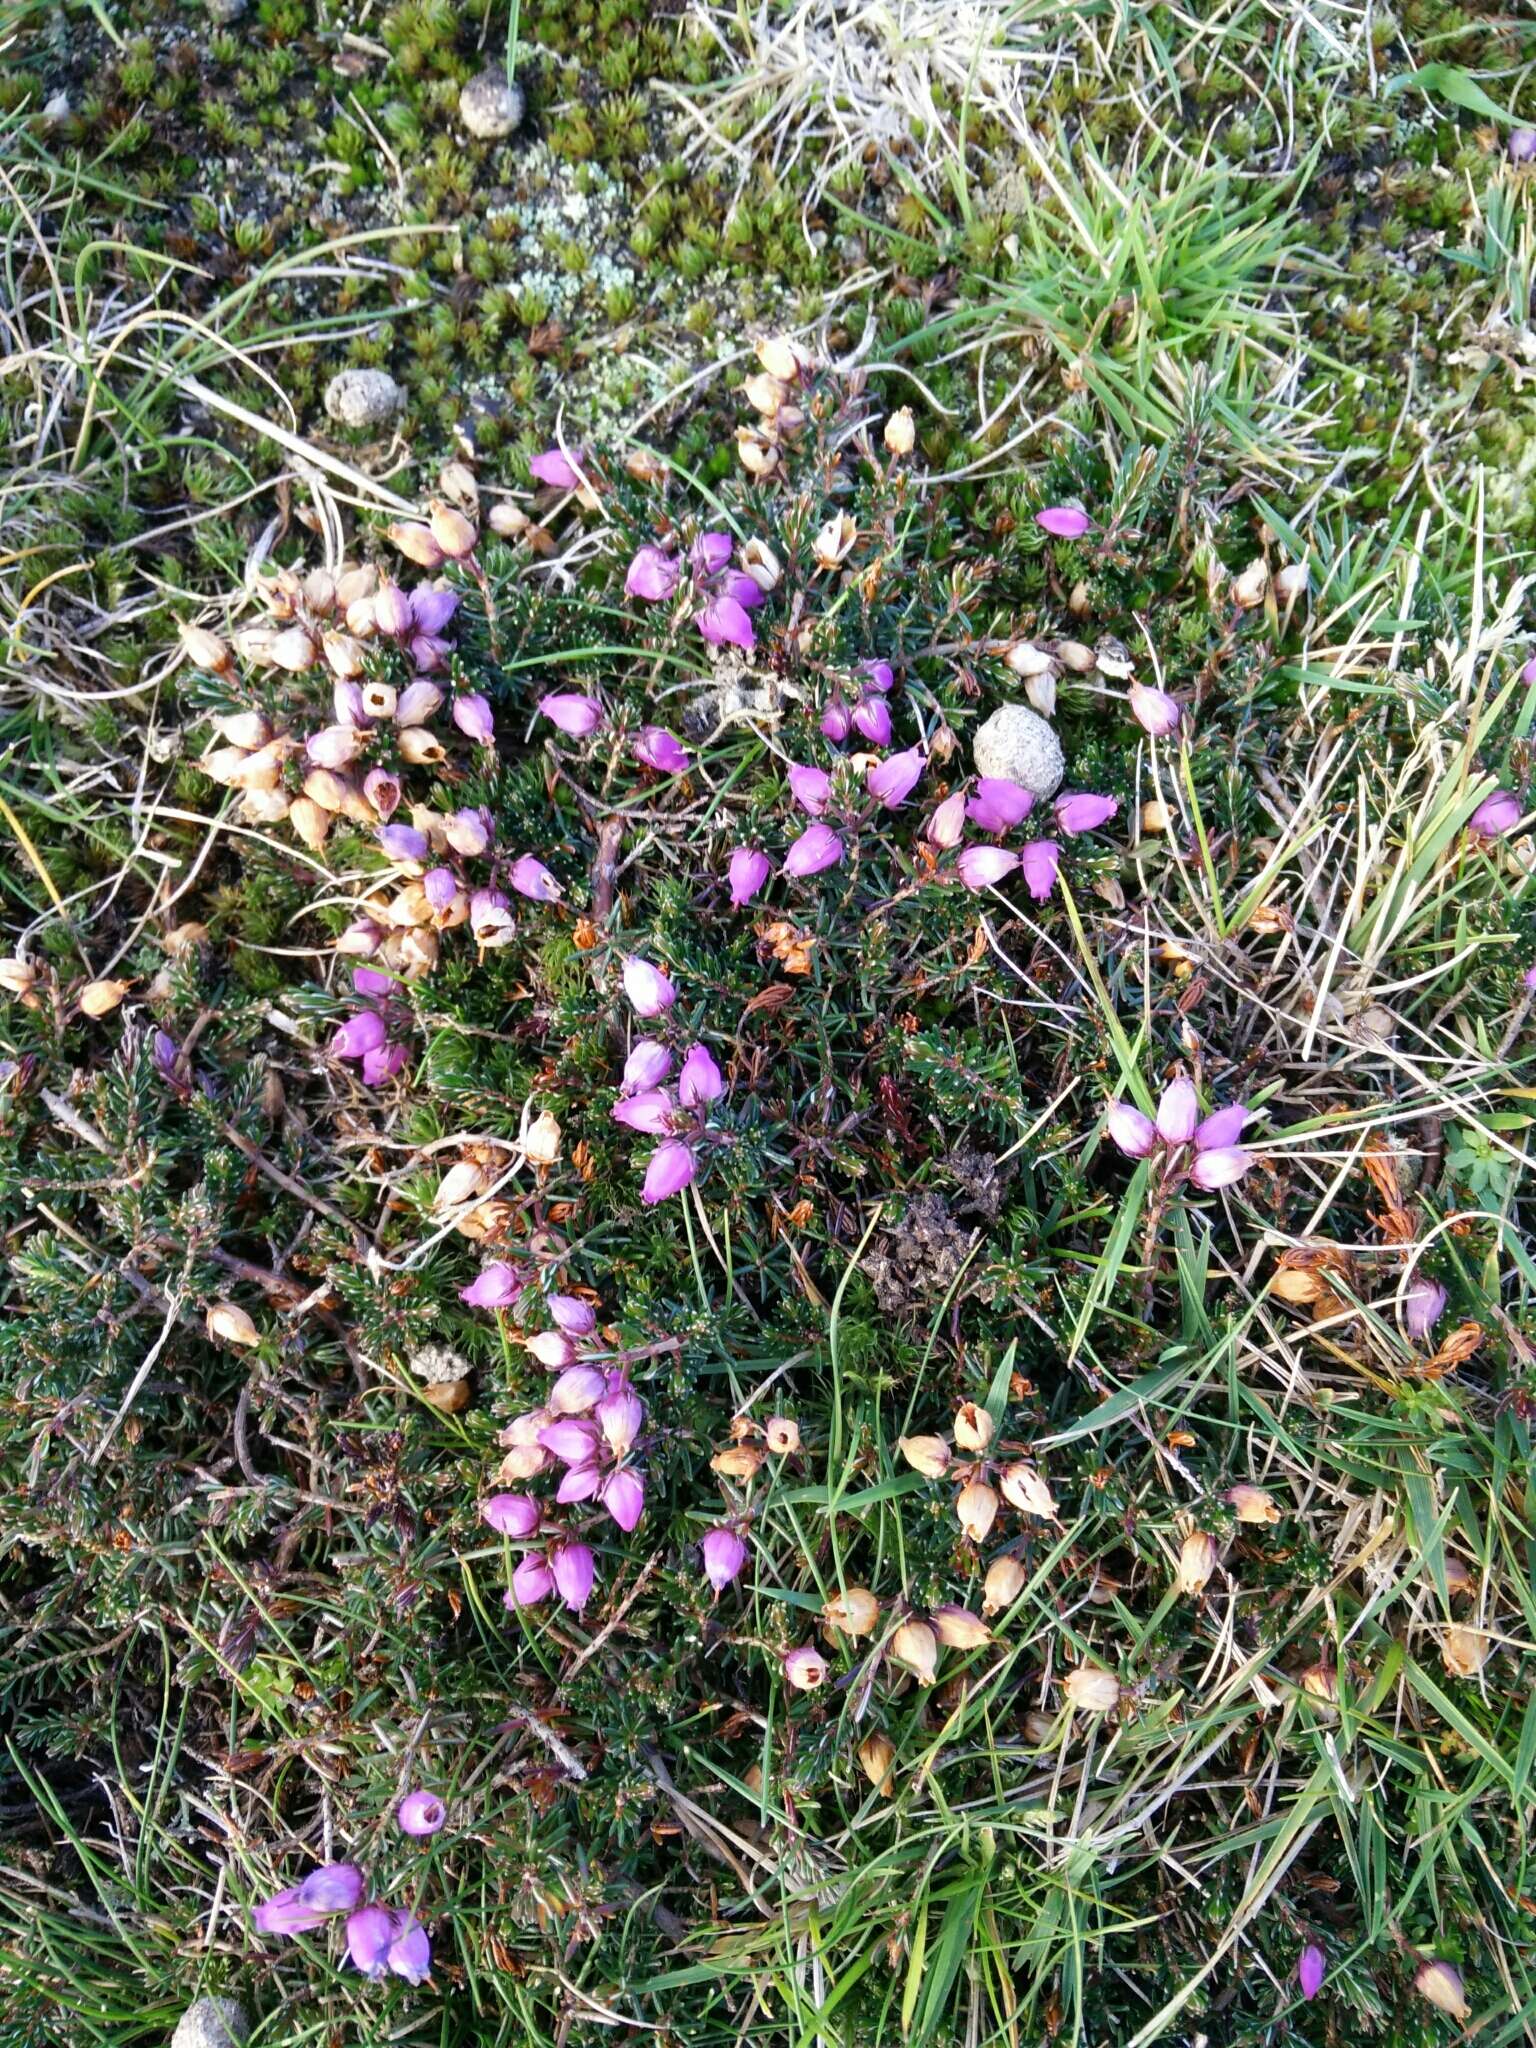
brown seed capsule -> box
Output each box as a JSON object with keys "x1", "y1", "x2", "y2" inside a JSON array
[
  {"x1": 162, "y1": 922, "x2": 208, "y2": 956},
  {"x1": 1299, "y1": 1663, "x2": 1339, "y2": 1706},
  {"x1": 179, "y1": 621, "x2": 233, "y2": 674},
  {"x1": 288, "y1": 797, "x2": 331, "y2": 852},
  {"x1": 206, "y1": 1301, "x2": 259, "y2": 1347},
  {"x1": 522, "y1": 1111, "x2": 562, "y2": 1166},
  {"x1": 434, "y1": 1161, "x2": 491, "y2": 1211},
  {"x1": 388, "y1": 521, "x2": 444, "y2": 569},
  {"x1": 1440, "y1": 1626, "x2": 1488, "y2": 1677},
  {"x1": 438, "y1": 459, "x2": 479, "y2": 511},
  {"x1": 765, "y1": 1415, "x2": 800, "y2": 1455},
  {"x1": 742, "y1": 370, "x2": 788, "y2": 416},
  {"x1": 756, "y1": 335, "x2": 807, "y2": 384},
  {"x1": 981, "y1": 1554, "x2": 1026, "y2": 1616},
  {"x1": 268, "y1": 625, "x2": 318, "y2": 673},
  {"x1": 240, "y1": 789, "x2": 292, "y2": 826},
  {"x1": 883, "y1": 407, "x2": 915, "y2": 456},
  {"x1": 999, "y1": 1464, "x2": 1057, "y2": 1519},
  {"x1": 1141, "y1": 800, "x2": 1172, "y2": 833},
  {"x1": 1232, "y1": 558, "x2": 1269, "y2": 609},
  {"x1": 1174, "y1": 1530, "x2": 1219, "y2": 1597},
  {"x1": 1270, "y1": 1265, "x2": 1326, "y2": 1303},
  {"x1": 1275, "y1": 561, "x2": 1309, "y2": 603},
  {"x1": 1005, "y1": 641, "x2": 1054, "y2": 678},
  {"x1": 0, "y1": 957, "x2": 40, "y2": 999},
  {"x1": 1225, "y1": 1483, "x2": 1280, "y2": 1526},
  {"x1": 1413, "y1": 1961, "x2": 1467, "y2": 2020},
  {"x1": 1063, "y1": 1664, "x2": 1120, "y2": 1713},
  {"x1": 428, "y1": 498, "x2": 477, "y2": 560},
  {"x1": 952, "y1": 1402, "x2": 994, "y2": 1453},
  {"x1": 79, "y1": 978, "x2": 130, "y2": 1018},
  {"x1": 711, "y1": 1444, "x2": 765, "y2": 1481},
  {"x1": 212, "y1": 710, "x2": 272, "y2": 750},
  {"x1": 420, "y1": 1376, "x2": 471, "y2": 1414},
  {"x1": 889, "y1": 1619, "x2": 939, "y2": 1686},
  {"x1": 932, "y1": 1605, "x2": 990, "y2": 1651},
  {"x1": 1055, "y1": 639, "x2": 1096, "y2": 673},
  {"x1": 823, "y1": 1586, "x2": 880, "y2": 1637},
  {"x1": 955, "y1": 1479, "x2": 998, "y2": 1543},
  {"x1": 899, "y1": 1435, "x2": 950, "y2": 1479},
  {"x1": 399, "y1": 727, "x2": 447, "y2": 766},
  {"x1": 323, "y1": 632, "x2": 367, "y2": 681},
  {"x1": 857, "y1": 1730, "x2": 896, "y2": 1796}
]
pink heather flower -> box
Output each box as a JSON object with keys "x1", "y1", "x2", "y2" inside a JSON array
[
  {"x1": 556, "y1": 1462, "x2": 603, "y2": 1505},
  {"x1": 526, "y1": 1329, "x2": 577, "y2": 1369},
  {"x1": 379, "y1": 823, "x2": 430, "y2": 865},
  {"x1": 956, "y1": 846, "x2": 1019, "y2": 891},
  {"x1": 539, "y1": 692, "x2": 603, "y2": 737},
  {"x1": 453, "y1": 692, "x2": 495, "y2": 744},
  {"x1": 867, "y1": 746, "x2": 925, "y2": 809},
  {"x1": 1155, "y1": 1077, "x2": 1200, "y2": 1145},
  {"x1": 1469, "y1": 788, "x2": 1521, "y2": 838},
  {"x1": 622, "y1": 956, "x2": 677, "y2": 1017},
  {"x1": 395, "y1": 679, "x2": 444, "y2": 725},
  {"x1": 334, "y1": 679, "x2": 367, "y2": 726},
  {"x1": 1106, "y1": 1101, "x2": 1156, "y2": 1157},
  {"x1": 298, "y1": 1864, "x2": 365, "y2": 1914},
  {"x1": 788, "y1": 763, "x2": 831, "y2": 815},
  {"x1": 397, "y1": 1790, "x2": 446, "y2": 1838},
  {"x1": 598, "y1": 1384, "x2": 644, "y2": 1457},
  {"x1": 424, "y1": 867, "x2": 458, "y2": 913},
  {"x1": 820, "y1": 697, "x2": 853, "y2": 743},
  {"x1": 253, "y1": 1886, "x2": 327, "y2": 1938},
  {"x1": 353, "y1": 967, "x2": 402, "y2": 998},
  {"x1": 1404, "y1": 1278, "x2": 1447, "y2": 1339},
  {"x1": 509, "y1": 855, "x2": 562, "y2": 902},
  {"x1": 691, "y1": 531, "x2": 733, "y2": 576},
  {"x1": 634, "y1": 726, "x2": 691, "y2": 775},
  {"x1": 783, "y1": 1644, "x2": 827, "y2": 1691},
  {"x1": 387, "y1": 1917, "x2": 431, "y2": 1984},
  {"x1": 361, "y1": 1042, "x2": 407, "y2": 1086},
  {"x1": 331, "y1": 1011, "x2": 386, "y2": 1060},
  {"x1": 1037, "y1": 505, "x2": 1091, "y2": 539},
  {"x1": 539, "y1": 1417, "x2": 599, "y2": 1465},
  {"x1": 470, "y1": 887, "x2": 515, "y2": 947},
  {"x1": 374, "y1": 579, "x2": 413, "y2": 637},
  {"x1": 530, "y1": 448, "x2": 584, "y2": 489},
  {"x1": 625, "y1": 544, "x2": 681, "y2": 601},
  {"x1": 1020, "y1": 839, "x2": 1060, "y2": 900},
  {"x1": 967, "y1": 778, "x2": 1034, "y2": 833},
  {"x1": 508, "y1": 1554, "x2": 555, "y2": 1606},
  {"x1": 623, "y1": 1038, "x2": 673, "y2": 1091},
  {"x1": 679, "y1": 1043, "x2": 726, "y2": 1106},
  {"x1": 861, "y1": 659, "x2": 895, "y2": 693},
  {"x1": 548, "y1": 1364, "x2": 606, "y2": 1414},
  {"x1": 482, "y1": 1493, "x2": 540, "y2": 1537},
  {"x1": 852, "y1": 696, "x2": 892, "y2": 748},
  {"x1": 602, "y1": 1467, "x2": 645, "y2": 1531},
  {"x1": 728, "y1": 845, "x2": 772, "y2": 907},
  {"x1": 1525, "y1": 964, "x2": 1536, "y2": 992},
  {"x1": 926, "y1": 789, "x2": 967, "y2": 849},
  {"x1": 548, "y1": 1293, "x2": 596, "y2": 1335},
  {"x1": 1188, "y1": 1147, "x2": 1251, "y2": 1191},
  {"x1": 345, "y1": 1905, "x2": 397, "y2": 1976},
  {"x1": 1054, "y1": 791, "x2": 1120, "y2": 836},
  {"x1": 642, "y1": 1138, "x2": 696, "y2": 1203},
  {"x1": 1298, "y1": 1945, "x2": 1326, "y2": 2001},
  {"x1": 720, "y1": 570, "x2": 765, "y2": 611},
  {"x1": 409, "y1": 636, "x2": 450, "y2": 674},
  {"x1": 409, "y1": 586, "x2": 459, "y2": 635},
  {"x1": 701, "y1": 1526, "x2": 747, "y2": 1592},
  {"x1": 551, "y1": 1540, "x2": 595, "y2": 1611},
  {"x1": 612, "y1": 1088, "x2": 675, "y2": 1136},
  {"x1": 696, "y1": 593, "x2": 755, "y2": 650},
  {"x1": 783, "y1": 823, "x2": 843, "y2": 877},
  {"x1": 1128, "y1": 682, "x2": 1182, "y2": 737},
  {"x1": 1195, "y1": 1105, "x2": 1249, "y2": 1151},
  {"x1": 461, "y1": 1262, "x2": 523, "y2": 1309}
]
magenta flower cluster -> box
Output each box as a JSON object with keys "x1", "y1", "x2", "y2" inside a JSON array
[
  {"x1": 1104, "y1": 1076, "x2": 1254, "y2": 1192},
  {"x1": 609, "y1": 958, "x2": 730, "y2": 1204},
  {"x1": 251, "y1": 1856, "x2": 434, "y2": 1986},
  {"x1": 625, "y1": 528, "x2": 774, "y2": 653},
  {"x1": 330, "y1": 966, "x2": 412, "y2": 1084}
]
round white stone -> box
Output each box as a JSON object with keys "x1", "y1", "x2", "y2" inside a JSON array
[
  {"x1": 171, "y1": 1998, "x2": 250, "y2": 2048},
  {"x1": 973, "y1": 703, "x2": 1065, "y2": 801},
  {"x1": 323, "y1": 369, "x2": 404, "y2": 431},
  {"x1": 459, "y1": 70, "x2": 524, "y2": 141}
]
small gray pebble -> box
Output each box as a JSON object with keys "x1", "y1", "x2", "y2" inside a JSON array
[
  {"x1": 973, "y1": 703, "x2": 1065, "y2": 801},
  {"x1": 43, "y1": 90, "x2": 71, "y2": 123},
  {"x1": 459, "y1": 69, "x2": 524, "y2": 141},
  {"x1": 323, "y1": 368, "x2": 404, "y2": 431},
  {"x1": 203, "y1": 0, "x2": 246, "y2": 21},
  {"x1": 409, "y1": 1342, "x2": 470, "y2": 1387},
  {"x1": 172, "y1": 1997, "x2": 250, "y2": 2048}
]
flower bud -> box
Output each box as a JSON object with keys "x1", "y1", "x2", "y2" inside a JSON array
[
  {"x1": 1063, "y1": 1664, "x2": 1119, "y2": 1713},
  {"x1": 932, "y1": 1605, "x2": 989, "y2": 1650},
  {"x1": 999, "y1": 1464, "x2": 1057, "y2": 1519},
  {"x1": 1440, "y1": 1626, "x2": 1487, "y2": 1677},
  {"x1": 389, "y1": 521, "x2": 444, "y2": 569},
  {"x1": 523, "y1": 1110, "x2": 562, "y2": 1166},
  {"x1": 883, "y1": 407, "x2": 915, "y2": 455},
  {"x1": 783, "y1": 1644, "x2": 827, "y2": 1691},
  {"x1": 212, "y1": 710, "x2": 271, "y2": 750},
  {"x1": 889, "y1": 1618, "x2": 938, "y2": 1686},
  {"x1": 1224, "y1": 1483, "x2": 1279, "y2": 1525},
  {"x1": 179, "y1": 621, "x2": 232, "y2": 673},
  {"x1": 428, "y1": 498, "x2": 477, "y2": 560},
  {"x1": 1174, "y1": 1530, "x2": 1218, "y2": 1597},
  {"x1": 206, "y1": 1301, "x2": 259, "y2": 1347},
  {"x1": 955, "y1": 1479, "x2": 998, "y2": 1543},
  {"x1": 288, "y1": 797, "x2": 331, "y2": 851},
  {"x1": 78, "y1": 978, "x2": 130, "y2": 1018},
  {"x1": 1413, "y1": 1961, "x2": 1468, "y2": 2020},
  {"x1": 898, "y1": 1435, "x2": 950, "y2": 1479},
  {"x1": 981, "y1": 1554, "x2": 1026, "y2": 1616},
  {"x1": 952, "y1": 1402, "x2": 994, "y2": 1453},
  {"x1": 823, "y1": 1586, "x2": 879, "y2": 1637},
  {"x1": 857, "y1": 1730, "x2": 895, "y2": 1795},
  {"x1": 756, "y1": 335, "x2": 807, "y2": 384},
  {"x1": 395, "y1": 681, "x2": 444, "y2": 727}
]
